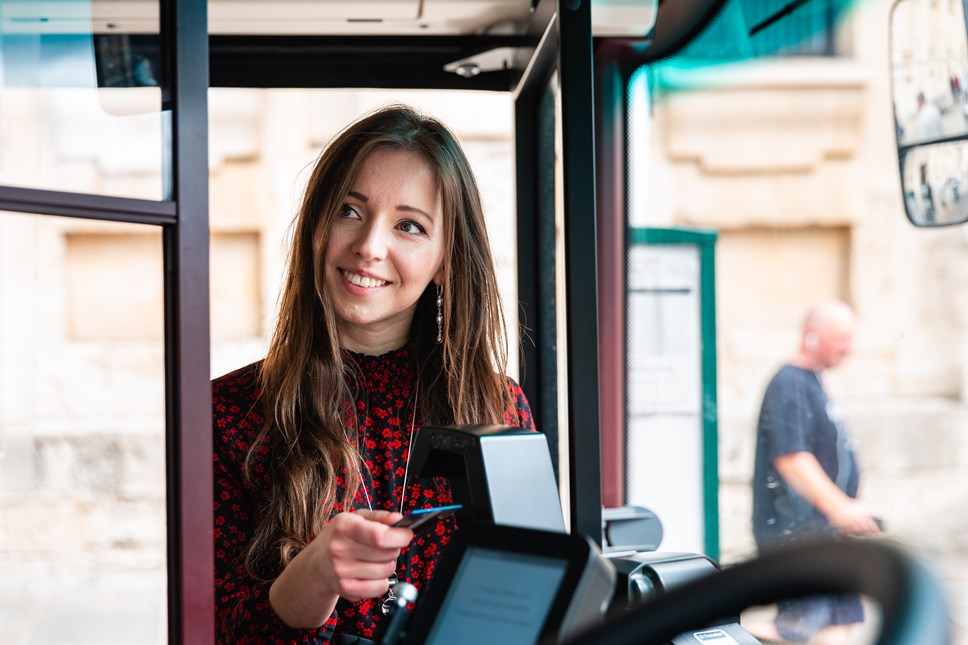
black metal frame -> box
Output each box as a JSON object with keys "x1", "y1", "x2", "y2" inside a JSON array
[
  {"x1": 0, "y1": 185, "x2": 176, "y2": 224},
  {"x1": 203, "y1": 0, "x2": 601, "y2": 543},
  {"x1": 209, "y1": 35, "x2": 521, "y2": 90},
  {"x1": 161, "y1": 0, "x2": 212, "y2": 641},
  {"x1": 552, "y1": 1, "x2": 603, "y2": 545},
  {"x1": 203, "y1": 0, "x2": 605, "y2": 546},
  {"x1": 201, "y1": 6, "x2": 605, "y2": 546},
  {"x1": 511, "y1": 1, "x2": 602, "y2": 544},
  {"x1": 202, "y1": 0, "x2": 605, "y2": 545}
]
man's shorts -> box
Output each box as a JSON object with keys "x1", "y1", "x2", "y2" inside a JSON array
[{"x1": 773, "y1": 593, "x2": 864, "y2": 642}]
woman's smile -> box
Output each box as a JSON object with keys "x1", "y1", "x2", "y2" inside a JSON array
[{"x1": 340, "y1": 269, "x2": 389, "y2": 289}]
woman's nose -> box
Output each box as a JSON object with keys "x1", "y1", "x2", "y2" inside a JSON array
[{"x1": 352, "y1": 220, "x2": 388, "y2": 261}]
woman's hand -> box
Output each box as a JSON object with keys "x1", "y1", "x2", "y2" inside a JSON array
[
  {"x1": 313, "y1": 510, "x2": 414, "y2": 601},
  {"x1": 269, "y1": 510, "x2": 413, "y2": 629}
]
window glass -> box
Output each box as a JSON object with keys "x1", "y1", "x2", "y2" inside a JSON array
[
  {"x1": 0, "y1": 212, "x2": 167, "y2": 644},
  {"x1": 0, "y1": 3, "x2": 164, "y2": 199}
]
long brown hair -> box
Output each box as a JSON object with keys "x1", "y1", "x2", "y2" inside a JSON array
[{"x1": 244, "y1": 104, "x2": 511, "y2": 577}]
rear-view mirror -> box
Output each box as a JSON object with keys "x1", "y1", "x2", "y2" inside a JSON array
[{"x1": 891, "y1": 0, "x2": 968, "y2": 226}]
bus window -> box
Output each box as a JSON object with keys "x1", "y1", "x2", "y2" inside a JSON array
[
  {"x1": 0, "y1": 1, "x2": 165, "y2": 200},
  {"x1": 0, "y1": 213, "x2": 168, "y2": 644}
]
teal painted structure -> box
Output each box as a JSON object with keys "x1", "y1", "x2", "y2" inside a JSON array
[{"x1": 627, "y1": 227, "x2": 720, "y2": 559}]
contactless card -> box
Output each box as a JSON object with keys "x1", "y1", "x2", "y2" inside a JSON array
[{"x1": 391, "y1": 504, "x2": 462, "y2": 531}]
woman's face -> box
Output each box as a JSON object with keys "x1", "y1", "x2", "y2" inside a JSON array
[{"x1": 320, "y1": 148, "x2": 446, "y2": 353}]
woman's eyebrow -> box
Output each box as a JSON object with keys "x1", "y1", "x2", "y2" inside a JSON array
[
  {"x1": 397, "y1": 204, "x2": 431, "y2": 219},
  {"x1": 348, "y1": 190, "x2": 431, "y2": 219}
]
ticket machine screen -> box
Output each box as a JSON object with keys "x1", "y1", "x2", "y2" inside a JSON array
[
  {"x1": 424, "y1": 547, "x2": 568, "y2": 644},
  {"x1": 400, "y1": 522, "x2": 615, "y2": 645}
]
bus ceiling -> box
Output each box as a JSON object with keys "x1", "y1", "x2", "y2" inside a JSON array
[
  {"x1": 3, "y1": 0, "x2": 742, "y2": 90},
  {"x1": 13, "y1": 0, "x2": 658, "y2": 36}
]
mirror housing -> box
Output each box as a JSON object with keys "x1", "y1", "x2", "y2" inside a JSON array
[{"x1": 633, "y1": 0, "x2": 728, "y2": 63}]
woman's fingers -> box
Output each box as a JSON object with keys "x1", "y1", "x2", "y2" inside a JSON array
[
  {"x1": 336, "y1": 576, "x2": 395, "y2": 603},
  {"x1": 329, "y1": 557, "x2": 397, "y2": 585},
  {"x1": 326, "y1": 534, "x2": 401, "y2": 564},
  {"x1": 356, "y1": 509, "x2": 405, "y2": 525},
  {"x1": 337, "y1": 510, "x2": 413, "y2": 550}
]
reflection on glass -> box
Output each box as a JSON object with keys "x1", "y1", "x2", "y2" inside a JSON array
[
  {"x1": 0, "y1": 212, "x2": 167, "y2": 644},
  {"x1": 0, "y1": 2, "x2": 164, "y2": 199},
  {"x1": 891, "y1": 0, "x2": 968, "y2": 147},
  {"x1": 95, "y1": 35, "x2": 162, "y2": 88},
  {"x1": 901, "y1": 141, "x2": 968, "y2": 226}
]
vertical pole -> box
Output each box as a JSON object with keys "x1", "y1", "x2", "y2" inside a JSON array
[
  {"x1": 162, "y1": 0, "x2": 212, "y2": 640},
  {"x1": 699, "y1": 239, "x2": 720, "y2": 559},
  {"x1": 558, "y1": 0, "x2": 603, "y2": 545},
  {"x1": 594, "y1": 48, "x2": 629, "y2": 509}
]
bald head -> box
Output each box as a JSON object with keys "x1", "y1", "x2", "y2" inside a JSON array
[{"x1": 800, "y1": 300, "x2": 855, "y2": 370}]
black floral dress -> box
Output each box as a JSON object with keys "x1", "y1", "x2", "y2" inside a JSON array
[{"x1": 212, "y1": 347, "x2": 534, "y2": 643}]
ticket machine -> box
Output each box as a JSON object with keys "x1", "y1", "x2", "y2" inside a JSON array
[{"x1": 407, "y1": 424, "x2": 567, "y2": 533}]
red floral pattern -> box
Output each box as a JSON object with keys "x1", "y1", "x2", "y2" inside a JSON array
[{"x1": 213, "y1": 347, "x2": 534, "y2": 643}]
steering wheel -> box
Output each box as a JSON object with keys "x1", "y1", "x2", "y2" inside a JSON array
[{"x1": 562, "y1": 538, "x2": 950, "y2": 645}]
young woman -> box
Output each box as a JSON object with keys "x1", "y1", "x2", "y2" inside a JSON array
[{"x1": 212, "y1": 104, "x2": 534, "y2": 643}]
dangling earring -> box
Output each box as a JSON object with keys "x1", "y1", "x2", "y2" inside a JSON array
[{"x1": 435, "y1": 284, "x2": 444, "y2": 344}]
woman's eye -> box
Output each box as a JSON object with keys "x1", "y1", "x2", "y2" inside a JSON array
[
  {"x1": 340, "y1": 204, "x2": 361, "y2": 219},
  {"x1": 399, "y1": 220, "x2": 427, "y2": 235}
]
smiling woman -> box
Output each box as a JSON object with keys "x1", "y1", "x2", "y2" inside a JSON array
[
  {"x1": 323, "y1": 148, "x2": 446, "y2": 355},
  {"x1": 211, "y1": 103, "x2": 535, "y2": 644}
]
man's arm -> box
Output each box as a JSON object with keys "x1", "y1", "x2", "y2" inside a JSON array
[{"x1": 774, "y1": 452, "x2": 880, "y2": 536}]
